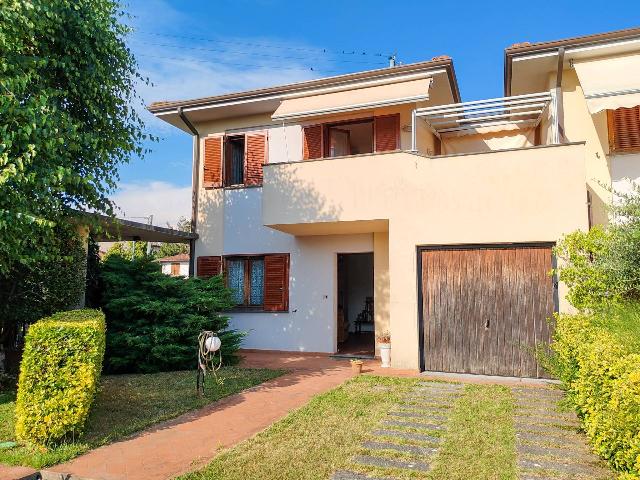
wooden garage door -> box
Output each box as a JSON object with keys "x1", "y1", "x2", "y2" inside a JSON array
[{"x1": 419, "y1": 244, "x2": 555, "y2": 378}]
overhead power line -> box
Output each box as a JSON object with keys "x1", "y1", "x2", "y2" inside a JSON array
[
  {"x1": 135, "y1": 30, "x2": 394, "y2": 59},
  {"x1": 131, "y1": 40, "x2": 387, "y2": 66},
  {"x1": 136, "y1": 53, "x2": 382, "y2": 74}
]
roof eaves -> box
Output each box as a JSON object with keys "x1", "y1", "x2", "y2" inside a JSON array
[
  {"x1": 147, "y1": 58, "x2": 460, "y2": 114},
  {"x1": 504, "y1": 26, "x2": 640, "y2": 95}
]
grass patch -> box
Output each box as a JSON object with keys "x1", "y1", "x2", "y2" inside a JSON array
[
  {"x1": 179, "y1": 375, "x2": 418, "y2": 480},
  {"x1": 179, "y1": 378, "x2": 520, "y2": 480},
  {"x1": 0, "y1": 367, "x2": 285, "y2": 468},
  {"x1": 429, "y1": 384, "x2": 516, "y2": 480}
]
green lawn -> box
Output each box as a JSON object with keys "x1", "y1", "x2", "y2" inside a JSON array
[
  {"x1": 0, "y1": 367, "x2": 285, "y2": 468},
  {"x1": 429, "y1": 384, "x2": 516, "y2": 480},
  {"x1": 179, "y1": 376, "x2": 517, "y2": 480}
]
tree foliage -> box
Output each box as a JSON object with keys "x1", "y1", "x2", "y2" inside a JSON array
[
  {"x1": 155, "y1": 216, "x2": 191, "y2": 258},
  {"x1": 0, "y1": 0, "x2": 148, "y2": 274},
  {"x1": 555, "y1": 182, "x2": 640, "y2": 310},
  {"x1": 0, "y1": 225, "x2": 87, "y2": 364},
  {"x1": 100, "y1": 255, "x2": 243, "y2": 373},
  {"x1": 103, "y1": 241, "x2": 149, "y2": 261}
]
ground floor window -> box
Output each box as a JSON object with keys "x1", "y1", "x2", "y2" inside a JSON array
[
  {"x1": 225, "y1": 256, "x2": 265, "y2": 307},
  {"x1": 222, "y1": 253, "x2": 289, "y2": 311}
]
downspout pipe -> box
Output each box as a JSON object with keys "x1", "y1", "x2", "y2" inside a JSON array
[{"x1": 178, "y1": 107, "x2": 200, "y2": 277}]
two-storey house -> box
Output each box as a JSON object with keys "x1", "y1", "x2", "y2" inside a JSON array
[{"x1": 149, "y1": 27, "x2": 640, "y2": 376}]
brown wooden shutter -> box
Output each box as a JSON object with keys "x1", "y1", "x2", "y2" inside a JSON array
[
  {"x1": 203, "y1": 137, "x2": 223, "y2": 188},
  {"x1": 302, "y1": 125, "x2": 323, "y2": 160},
  {"x1": 374, "y1": 114, "x2": 400, "y2": 152},
  {"x1": 245, "y1": 133, "x2": 266, "y2": 186},
  {"x1": 263, "y1": 254, "x2": 289, "y2": 312},
  {"x1": 197, "y1": 256, "x2": 221, "y2": 278},
  {"x1": 608, "y1": 106, "x2": 640, "y2": 154}
]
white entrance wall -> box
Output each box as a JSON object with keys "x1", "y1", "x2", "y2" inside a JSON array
[{"x1": 221, "y1": 187, "x2": 374, "y2": 353}]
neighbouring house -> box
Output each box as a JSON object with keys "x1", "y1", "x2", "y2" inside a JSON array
[
  {"x1": 158, "y1": 253, "x2": 190, "y2": 277},
  {"x1": 148, "y1": 27, "x2": 640, "y2": 377}
]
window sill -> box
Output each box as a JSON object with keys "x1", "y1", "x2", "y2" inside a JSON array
[
  {"x1": 203, "y1": 184, "x2": 263, "y2": 190},
  {"x1": 610, "y1": 148, "x2": 640, "y2": 156},
  {"x1": 228, "y1": 307, "x2": 289, "y2": 314}
]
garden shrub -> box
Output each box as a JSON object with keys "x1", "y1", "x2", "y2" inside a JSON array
[
  {"x1": 15, "y1": 309, "x2": 106, "y2": 446},
  {"x1": 100, "y1": 255, "x2": 243, "y2": 373},
  {"x1": 551, "y1": 304, "x2": 640, "y2": 476}
]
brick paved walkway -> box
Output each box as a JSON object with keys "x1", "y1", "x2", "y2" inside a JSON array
[{"x1": 43, "y1": 352, "x2": 355, "y2": 480}]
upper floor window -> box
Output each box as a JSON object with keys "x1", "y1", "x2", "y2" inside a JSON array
[
  {"x1": 302, "y1": 114, "x2": 400, "y2": 160},
  {"x1": 203, "y1": 132, "x2": 266, "y2": 189},
  {"x1": 608, "y1": 106, "x2": 640, "y2": 154},
  {"x1": 327, "y1": 119, "x2": 374, "y2": 157},
  {"x1": 224, "y1": 135, "x2": 245, "y2": 186}
]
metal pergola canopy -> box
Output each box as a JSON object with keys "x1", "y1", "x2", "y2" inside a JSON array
[
  {"x1": 414, "y1": 92, "x2": 552, "y2": 137},
  {"x1": 85, "y1": 212, "x2": 198, "y2": 243}
]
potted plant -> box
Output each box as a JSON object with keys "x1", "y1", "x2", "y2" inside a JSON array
[
  {"x1": 377, "y1": 331, "x2": 391, "y2": 368},
  {"x1": 350, "y1": 359, "x2": 364, "y2": 374}
]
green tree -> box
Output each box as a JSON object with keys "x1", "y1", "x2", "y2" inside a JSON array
[
  {"x1": 0, "y1": 224, "x2": 87, "y2": 371},
  {"x1": 100, "y1": 255, "x2": 243, "y2": 373},
  {"x1": 0, "y1": 0, "x2": 148, "y2": 274},
  {"x1": 155, "y1": 216, "x2": 191, "y2": 258},
  {"x1": 104, "y1": 241, "x2": 149, "y2": 261},
  {"x1": 555, "y1": 182, "x2": 640, "y2": 310}
]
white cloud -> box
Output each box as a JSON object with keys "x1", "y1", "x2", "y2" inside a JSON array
[
  {"x1": 111, "y1": 181, "x2": 191, "y2": 228},
  {"x1": 122, "y1": 1, "x2": 333, "y2": 135}
]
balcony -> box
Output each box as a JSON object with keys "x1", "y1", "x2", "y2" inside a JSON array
[
  {"x1": 412, "y1": 92, "x2": 559, "y2": 156},
  {"x1": 262, "y1": 142, "x2": 587, "y2": 239}
]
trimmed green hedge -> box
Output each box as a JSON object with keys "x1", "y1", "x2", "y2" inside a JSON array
[
  {"x1": 15, "y1": 309, "x2": 106, "y2": 446},
  {"x1": 551, "y1": 306, "x2": 640, "y2": 477}
]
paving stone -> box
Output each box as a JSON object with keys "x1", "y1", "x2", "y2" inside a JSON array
[
  {"x1": 413, "y1": 385, "x2": 461, "y2": 393},
  {"x1": 381, "y1": 419, "x2": 445, "y2": 431},
  {"x1": 401, "y1": 397, "x2": 454, "y2": 406},
  {"x1": 516, "y1": 430, "x2": 588, "y2": 448},
  {"x1": 353, "y1": 455, "x2": 430, "y2": 472},
  {"x1": 372, "y1": 429, "x2": 442, "y2": 443},
  {"x1": 517, "y1": 443, "x2": 595, "y2": 461},
  {"x1": 516, "y1": 400, "x2": 561, "y2": 411},
  {"x1": 387, "y1": 411, "x2": 447, "y2": 422},
  {"x1": 519, "y1": 477, "x2": 557, "y2": 480},
  {"x1": 331, "y1": 470, "x2": 395, "y2": 480},
  {"x1": 515, "y1": 422, "x2": 579, "y2": 435},
  {"x1": 416, "y1": 382, "x2": 463, "y2": 390},
  {"x1": 515, "y1": 408, "x2": 576, "y2": 420},
  {"x1": 518, "y1": 457, "x2": 607, "y2": 476},
  {"x1": 362, "y1": 440, "x2": 438, "y2": 456},
  {"x1": 515, "y1": 415, "x2": 579, "y2": 427},
  {"x1": 511, "y1": 387, "x2": 564, "y2": 398}
]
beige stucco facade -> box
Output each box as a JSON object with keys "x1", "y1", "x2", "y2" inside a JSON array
[
  {"x1": 149, "y1": 31, "x2": 640, "y2": 372},
  {"x1": 263, "y1": 145, "x2": 587, "y2": 368}
]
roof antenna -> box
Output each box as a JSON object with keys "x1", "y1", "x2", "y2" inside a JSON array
[{"x1": 388, "y1": 53, "x2": 397, "y2": 68}]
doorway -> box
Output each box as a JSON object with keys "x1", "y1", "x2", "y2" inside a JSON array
[{"x1": 336, "y1": 252, "x2": 375, "y2": 357}]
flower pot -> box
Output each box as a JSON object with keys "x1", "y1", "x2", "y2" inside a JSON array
[
  {"x1": 379, "y1": 343, "x2": 391, "y2": 368},
  {"x1": 351, "y1": 361, "x2": 363, "y2": 374}
]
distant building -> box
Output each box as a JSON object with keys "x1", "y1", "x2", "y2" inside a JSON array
[{"x1": 157, "y1": 253, "x2": 190, "y2": 277}]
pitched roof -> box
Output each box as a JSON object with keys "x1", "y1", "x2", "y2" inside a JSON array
[
  {"x1": 147, "y1": 57, "x2": 460, "y2": 113},
  {"x1": 505, "y1": 26, "x2": 640, "y2": 56},
  {"x1": 157, "y1": 253, "x2": 190, "y2": 263}
]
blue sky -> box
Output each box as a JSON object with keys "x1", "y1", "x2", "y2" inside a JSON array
[{"x1": 114, "y1": 0, "x2": 639, "y2": 226}]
